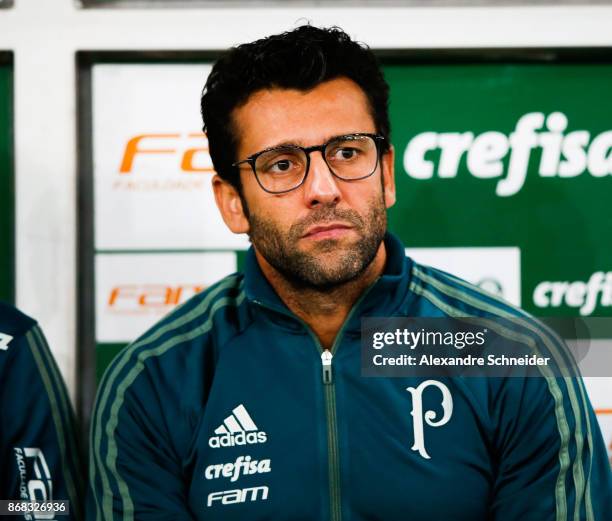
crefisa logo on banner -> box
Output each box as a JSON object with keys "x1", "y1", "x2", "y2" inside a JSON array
[
  {"x1": 403, "y1": 112, "x2": 612, "y2": 196},
  {"x1": 533, "y1": 271, "x2": 612, "y2": 316}
]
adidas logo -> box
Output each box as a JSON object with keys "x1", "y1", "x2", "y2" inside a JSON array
[{"x1": 208, "y1": 404, "x2": 267, "y2": 449}]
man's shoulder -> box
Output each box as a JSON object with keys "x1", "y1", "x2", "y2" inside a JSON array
[
  {"x1": 408, "y1": 259, "x2": 576, "y2": 373},
  {"x1": 141, "y1": 271, "x2": 247, "y2": 343},
  {"x1": 407, "y1": 259, "x2": 525, "y2": 321},
  {"x1": 0, "y1": 300, "x2": 37, "y2": 339},
  {"x1": 99, "y1": 272, "x2": 248, "y2": 387},
  {"x1": 92, "y1": 273, "x2": 250, "y2": 449},
  {"x1": 0, "y1": 302, "x2": 38, "y2": 364}
]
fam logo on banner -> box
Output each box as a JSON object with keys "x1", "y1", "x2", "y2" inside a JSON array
[
  {"x1": 406, "y1": 247, "x2": 521, "y2": 306},
  {"x1": 95, "y1": 252, "x2": 237, "y2": 343}
]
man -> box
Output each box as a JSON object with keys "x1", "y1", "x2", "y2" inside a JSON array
[
  {"x1": 0, "y1": 301, "x2": 83, "y2": 519},
  {"x1": 88, "y1": 25, "x2": 612, "y2": 520}
]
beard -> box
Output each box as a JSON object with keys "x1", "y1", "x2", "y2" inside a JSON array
[{"x1": 247, "y1": 195, "x2": 387, "y2": 290}]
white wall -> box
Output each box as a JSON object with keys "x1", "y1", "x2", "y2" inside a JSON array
[{"x1": 1, "y1": 0, "x2": 612, "y2": 401}]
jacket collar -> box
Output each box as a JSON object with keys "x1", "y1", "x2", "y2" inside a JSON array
[{"x1": 243, "y1": 232, "x2": 413, "y2": 331}]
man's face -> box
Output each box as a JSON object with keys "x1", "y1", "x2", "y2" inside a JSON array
[{"x1": 215, "y1": 77, "x2": 396, "y2": 289}]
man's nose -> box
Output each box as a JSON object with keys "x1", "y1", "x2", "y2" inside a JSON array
[{"x1": 302, "y1": 152, "x2": 342, "y2": 208}]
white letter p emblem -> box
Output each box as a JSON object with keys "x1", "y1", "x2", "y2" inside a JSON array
[{"x1": 406, "y1": 380, "x2": 453, "y2": 460}]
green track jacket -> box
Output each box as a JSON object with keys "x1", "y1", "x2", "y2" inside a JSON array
[{"x1": 88, "y1": 234, "x2": 612, "y2": 520}]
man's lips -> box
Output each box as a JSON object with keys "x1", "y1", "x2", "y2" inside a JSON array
[{"x1": 302, "y1": 223, "x2": 354, "y2": 240}]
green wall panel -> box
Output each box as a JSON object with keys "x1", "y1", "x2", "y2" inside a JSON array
[
  {"x1": 0, "y1": 63, "x2": 13, "y2": 303},
  {"x1": 384, "y1": 62, "x2": 612, "y2": 317}
]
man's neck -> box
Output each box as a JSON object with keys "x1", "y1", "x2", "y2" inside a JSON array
[{"x1": 254, "y1": 243, "x2": 387, "y2": 349}]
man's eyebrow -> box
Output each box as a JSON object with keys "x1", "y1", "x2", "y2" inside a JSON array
[
  {"x1": 269, "y1": 140, "x2": 303, "y2": 148},
  {"x1": 266, "y1": 133, "x2": 359, "y2": 149}
]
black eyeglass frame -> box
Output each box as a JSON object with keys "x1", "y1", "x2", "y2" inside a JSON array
[{"x1": 232, "y1": 132, "x2": 386, "y2": 194}]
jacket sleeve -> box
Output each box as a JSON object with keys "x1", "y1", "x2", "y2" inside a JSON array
[
  {"x1": 490, "y1": 367, "x2": 612, "y2": 520},
  {"x1": 87, "y1": 347, "x2": 196, "y2": 521},
  {"x1": 0, "y1": 322, "x2": 84, "y2": 520}
]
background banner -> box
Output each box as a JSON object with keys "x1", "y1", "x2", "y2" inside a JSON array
[
  {"x1": 93, "y1": 64, "x2": 249, "y2": 251},
  {"x1": 87, "y1": 57, "x2": 612, "y2": 460},
  {"x1": 387, "y1": 62, "x2": 612, "y2": 318}
]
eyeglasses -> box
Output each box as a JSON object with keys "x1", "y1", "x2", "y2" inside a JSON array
[{"x1": 232, "y1": 133, "x2": 385, "y2": 194}]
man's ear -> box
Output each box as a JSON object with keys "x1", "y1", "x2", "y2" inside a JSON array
[
  {"x1": 212, "y1": 174, "x2": 250, "y2": 234},
  {"x1": 381, "y1": 145, "x2": 396, "y2": 208}
]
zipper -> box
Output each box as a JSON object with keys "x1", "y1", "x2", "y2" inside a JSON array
[
  {"x1": 253, "y1": 283, "x2": 377, "y2": 521},
  {"x1": 321, "y1": 350, "x2": 333, "y2": 384}
]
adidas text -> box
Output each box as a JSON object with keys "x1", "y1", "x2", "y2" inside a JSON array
[{"x1": 209, "y1": 431, "x2": 267, "y2": 448}]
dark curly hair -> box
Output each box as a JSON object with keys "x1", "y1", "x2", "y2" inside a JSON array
[{"x1": 200, "y1": 24, "x2": 391, "y2": 190}]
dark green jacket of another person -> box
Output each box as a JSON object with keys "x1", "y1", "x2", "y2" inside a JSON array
[{"x1": 0, "y1": 301, "x2": 83, "y2": 520}]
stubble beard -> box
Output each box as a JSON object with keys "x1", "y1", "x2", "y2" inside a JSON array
[{"x1": 247, "y1": 196, "x2": 387, "y2": 290}]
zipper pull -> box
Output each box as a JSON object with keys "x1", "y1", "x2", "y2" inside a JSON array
[{"x1": 321, "y1": 349, "x2": 333, "y2": 384}]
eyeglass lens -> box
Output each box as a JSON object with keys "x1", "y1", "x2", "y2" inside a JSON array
[{"x1": 254, "y1": 135, "x2": 378, "y2": 193}]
